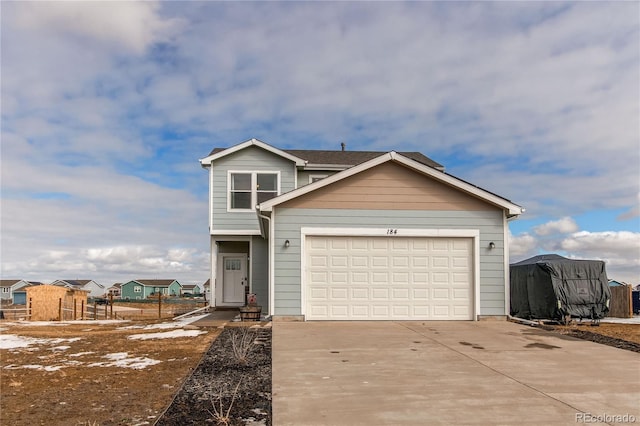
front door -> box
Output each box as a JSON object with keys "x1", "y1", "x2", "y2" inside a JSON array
[{"x1": 222, "y1": 255, "x2": 246, "y2": 304}]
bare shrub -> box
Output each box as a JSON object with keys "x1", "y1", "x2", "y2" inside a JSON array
[
  {"x1": 208, "y1": 379, "x2": 242, "y2": 426},
  {"x1": 230, "y1": 327, "x2": 256, "y2": 365}
]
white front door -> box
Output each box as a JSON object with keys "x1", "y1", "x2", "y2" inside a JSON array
[{"x1": 222, "y1": 255, "x2": 247, "y2": 304}]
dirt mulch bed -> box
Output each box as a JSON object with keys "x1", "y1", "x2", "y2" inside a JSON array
[
  {"x1": 155, "y1": 326, "x2": 272, "y2": 426},
  {"x1": 540, "y1": 322, "x2": 640, "y2": 353}
]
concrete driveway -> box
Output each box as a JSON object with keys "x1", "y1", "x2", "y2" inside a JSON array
[{"x1": 273, "y1": 321, "x2": 639, "y2": 425}]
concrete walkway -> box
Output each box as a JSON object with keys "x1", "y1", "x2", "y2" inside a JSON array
[
  {"x1": 190, "y1": 309, "x2": 238, "y2": 326},
  {"x1": 273, "y1": 321, "x2": 640, "y2": 425}
]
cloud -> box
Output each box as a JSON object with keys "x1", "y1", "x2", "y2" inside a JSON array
[
  {"x1": 11, "y1": 2, "x2": 184, "y2": 54},
  {"x1": 534, "y1": 217, "x2": 579, "y2": 236}
]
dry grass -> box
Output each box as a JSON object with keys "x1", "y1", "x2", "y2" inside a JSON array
[{"x1": 0, "y1": 318, "x2": 220, "y2": 426}]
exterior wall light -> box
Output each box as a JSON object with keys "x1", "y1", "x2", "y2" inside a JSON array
[
  {"x1": 489, "y1": 242, "x2": 496, "y2": 249},
  {"x1": 284, "y1": 240, "x2": 290, "y2": 248}
]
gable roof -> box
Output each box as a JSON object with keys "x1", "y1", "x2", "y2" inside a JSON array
[
  {"x1": 0, "y1": 279, "x2": 23, "y2": 287},
  {"x1": 200, "y1": 138, "x2": 444, "y2": 171},
  {"x1": 284, "y1": 149, "x2": 443, "y2": 170},
  {"x1": 128, "y1": 279, "x2": 180, "y2": 287},
  {"x1": 200, "y1": 138, "x2": 306, "y2": 166},
  {"x1": 258, "y1": 151, "x2": 523, "y2": 217}
]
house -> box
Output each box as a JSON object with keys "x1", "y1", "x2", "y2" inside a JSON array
[
  {"x1": 52, "y1": 280, "x2": 106, "y2": 298},
  {"x1": 120, "y1": 279, "x2": 182, "y2": 300},
  {"x1": 106, "y1": 283, "x2": 122, "y2": 298},
  {"x1": 181, "y1": 284, "x2": 202, "y2": 295},
  {"x1": 0, "y1": 280, "x2": 36, "y2": 303},
  {"x1": 199, "y1": 138, "x2": 524, "y2": 321},
  {"x1": 25, "y1": 284, "x2": 88, "y2": 321}
]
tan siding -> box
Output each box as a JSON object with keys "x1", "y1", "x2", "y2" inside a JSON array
[{"x1": 281, "y1": 162, "x2": 500, "y2": 211}]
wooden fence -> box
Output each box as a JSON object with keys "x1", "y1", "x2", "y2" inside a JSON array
[{"x1": 609, "y1": 285, "x2": 632, "y2": 318}]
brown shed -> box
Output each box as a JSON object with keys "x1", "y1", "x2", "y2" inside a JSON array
[{"x1": 25, "y1": 285, "x2": 88, "y2": 321}]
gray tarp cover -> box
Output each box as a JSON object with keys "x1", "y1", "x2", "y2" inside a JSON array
[{"x1": 510, "y1": 254, "x2": 610, "y2": 320}]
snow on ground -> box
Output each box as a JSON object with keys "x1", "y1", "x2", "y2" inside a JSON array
[
  {"x1": 1, "y1": 315, "x2": 208, "y2": 371},
  {"x1": 88, "y1": 352, "x2": 161, "y2": 369},
  {"x1": 601, "y1": 316, "x2": 640, "y2": 324},
  {"x1": 128, "y1": 329, "x2": 207, "y2": 340},
  {"x1": 0, "y1": 335, "x2": 81, "y2": 350}
]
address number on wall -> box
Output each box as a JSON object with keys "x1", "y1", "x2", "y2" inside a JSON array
[{"x1": 386, "y1": 229, "x2": 398, "y2": 235}]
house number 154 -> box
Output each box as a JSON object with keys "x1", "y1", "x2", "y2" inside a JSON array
[{"x1": 386, "y1": 229, "x2": 398, "y2": 235}]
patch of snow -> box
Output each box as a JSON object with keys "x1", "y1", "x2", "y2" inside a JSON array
[
  {"x1": 0, "y1": 334, "x2": 81, "y2": 350},
  {"x1": 16, "y1": 321, "x2": 70, "y2": 327},
  {"x1": 128, "y1": 329, "x2": 206, "y2": 340},
  {"x1": 50, "y1": 345, "x2": 71, "y2": 351},
  {"x1": 69, "y1": 351, "x2": 95, "y2": 357},
  {"x1": 4, "y1": 363, "x2": 67, "y2": 372},
  {"x1": 601, "y1": 316, "x2": 640, "y2": 324},
  {"x1": 88, "y1": 352, "x2": 161, "y2": 369}
]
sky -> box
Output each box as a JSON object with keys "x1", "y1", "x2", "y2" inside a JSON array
[{"x1": 1, "y1": 1, "x2": 639, "y2": 286}]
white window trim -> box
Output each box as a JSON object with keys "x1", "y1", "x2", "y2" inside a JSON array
[
  {"x1": 134, "y1": 286, "x2": 142, "y2": 293},
  {"x1": 308, "y1": 174, "x2": 328, "y2": 184},
  {"x1": 2, "y1": 288, "x2": 9, "y2": 293},
  {"x1": 227, "y1": 170, "x2": 281, "y2": 212}
]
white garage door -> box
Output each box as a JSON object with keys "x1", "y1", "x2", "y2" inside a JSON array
[{"x1": 305, "y1": 236, "x2": 473, "y2": 320}]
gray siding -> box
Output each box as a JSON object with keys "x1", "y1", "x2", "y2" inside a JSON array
[
  {"x1": 272, "y1": 208, "x2": 506, "y2": 317},
  {"x1": 296, "y1": 171, "x2": 338, "y2": 188},
  {"x1": 251, "y1": 236, "x2": 269, "y2": 312},
  {"x1": 211, "y1": 146, "x2": 296, "y2": 232}
]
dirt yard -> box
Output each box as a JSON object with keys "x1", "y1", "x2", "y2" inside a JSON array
[{"x1": 0, "y1": 316, "x2": 220, "y2": 426}]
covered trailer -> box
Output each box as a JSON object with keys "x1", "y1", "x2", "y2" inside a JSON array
[{"x1": 510, "y1": 254, "x2": 610, "y2": 321}]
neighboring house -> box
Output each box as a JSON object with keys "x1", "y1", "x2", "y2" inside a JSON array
[
  {"x1": 120, "y1": 280, "x2": 182, "y2": 300},
  {"x1": 52, "y1": 280, "x2": 106, "y2": 298},
  {"x1": 200, "y1": 138, "x2": 524, "y2": 321},
  {"x1": 181, "y1": 284, "x2": 202, "y2": 295},
  {"x1": 107, "y1": 283, "x2": 122, "y2": 298},
  {"x1": 0, "y1": 280, "x2": 36, "y2": 302}
]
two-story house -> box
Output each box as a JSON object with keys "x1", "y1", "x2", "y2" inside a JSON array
[{"x1": 200, "y1": 138, "x2": 523, "y2": 321}]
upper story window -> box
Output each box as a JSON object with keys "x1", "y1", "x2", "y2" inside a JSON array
[{"x1": 229, "y1": 171, "x2": 280, "y2": 211}]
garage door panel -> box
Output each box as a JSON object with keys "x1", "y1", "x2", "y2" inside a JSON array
[
  {"x1": 371, "y1": 257, "x2": 388, "y2": 268},
  {"x1": 305, "y1": 236, "x2": 473, "y2": 320},
  {"x1": 372, "y1": 272, "x2": 389, "y2": 283},
  {"x1": 351, "y1": 305, "x2": 369, "y2": 318},
  {"x1": 331, "y1": 288, "x2": 348, "y2": 300},
  {"x1": 392, "y1": 288, "x2": 410, "y2": 299},
  {"x1": 352, "y1": 272, "x2": 368, "y2": 283},
  {"x1": 371, "y1": 305, "x2": 389, "y2": 317},
  {"x1": 310, "y1": 287, "x2": 328, "y2": 299},
  {"x1": 351, "y1": 256, "x2": 368, "y2": 268},
  {"x1": 351, "y1": 288, "x2": 369, "y2": 299},
  {"x1": 372, "y1": 288, "x2": 389, "y2": 299},
  {"x1": 330, "y1": 305, "x2": 349, "y2": 318},
  {"x1": 331, "y1": 256, "x2": 348, "y2": 267}
]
